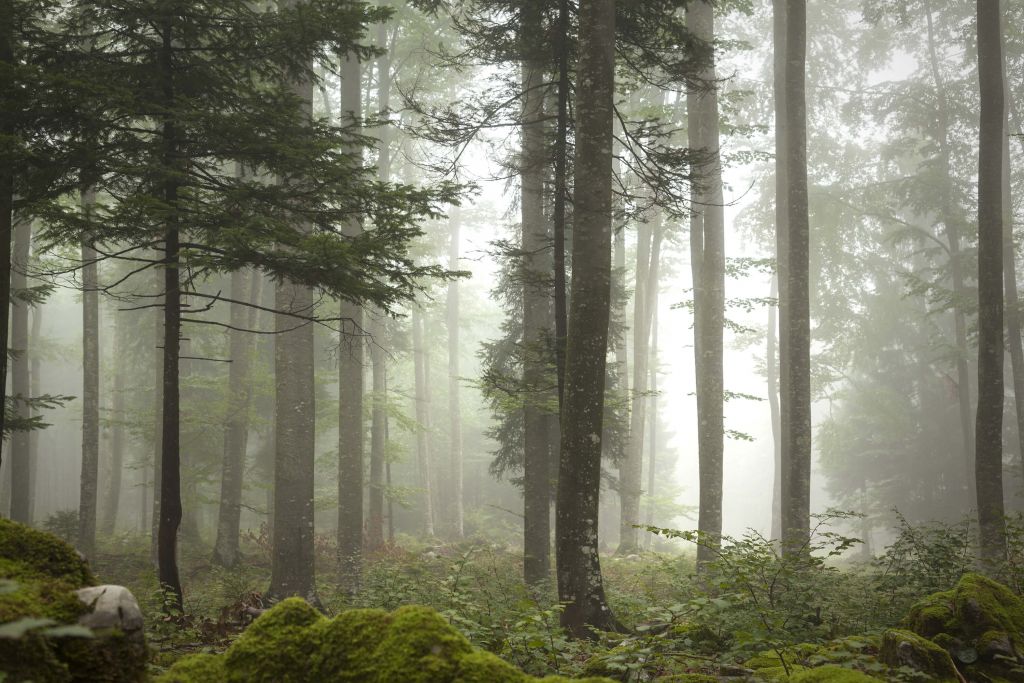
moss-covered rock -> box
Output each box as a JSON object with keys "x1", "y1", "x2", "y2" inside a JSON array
[
  {"x1": 903, "y1": 573, "x2": 1024, "y2": 681},
  {"x1": 879, "y1": 629, "x2": 959, "y2": 682},
  {"x1": 0, "y1": 520, "x2": 145, "y2": 683},
  {"x1": 160, "y1": 599, "x2": 615, "y2": 683}
]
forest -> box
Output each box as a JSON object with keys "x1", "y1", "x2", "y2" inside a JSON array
[{"x1": 2, "y1": 0, "x2": 1023, "y2": 681}]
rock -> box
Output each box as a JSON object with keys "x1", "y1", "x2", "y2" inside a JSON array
[
  {"x1": 903, "y1": 572, "x2": 1024, "y2": 681},
  {"x1": 0, "y1": 519, "x2": 147, "y2": 682},
  {"x1": 76, "y1": 585, "x2": 145, "y2": 635},
  {"x1": 159, "y1": 598, "x2": 615, "y2": 683},
  {"x1": 879, "y1": 629, "x2": 959, "y2": 681}
]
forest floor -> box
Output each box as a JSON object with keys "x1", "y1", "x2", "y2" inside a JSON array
[{"x1": 73, "y1": 515, "x2": 1000, "y2": 681}]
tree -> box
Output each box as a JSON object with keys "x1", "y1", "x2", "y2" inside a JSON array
[
  {"x1": 446, "y1": 208, "x2": 464, "y2": 539},
  {"x1": 412, "y1": 307, "x2": 436, "y2": 537},
  {"x1": 555, "y1": 0, "x2": 619, "y2": 637},
  {"x1": 337, "y1": 50, "x2": 365, "y2": 589},
  {"x1": 8, "y1": 216, "x2": 31, "y2": 523},
  {"x1": 779, "y1": 0, "x2": 811, "y2": 553},
  {"x1": 78, "y1": 192, "x2": 100, "y2": 561},
  {"x1": 974, "y1": 0, "x2": 1006, "y2": 566},
  {"x1": 687, "y1": 0, "x2": 726, "y2": 569},
  {"x1": 99, "y1": 305, "x2": 125, "y2": 536}
]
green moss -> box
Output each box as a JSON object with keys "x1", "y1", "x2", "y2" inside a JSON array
[
  {"x1": 223, "y1": 597, "x2": 325, "y2": 682},
  {"x1": 0, "y1": 519, "x2": 95, "y2": 587},
  {"x1": 880, "y1": 629, "x2": 958, "y2": 681},
  {"x1": 788, "y1": 664, "x2": 881, "y2": 682},
  {"x1": 160, "y1": 600, "x2": 615, "y2": 683},
  {"x1": 753, "y1": 664, "x2": 809, "y2": 680},
  {"x1": 657, "y1": 674, "x2": 719, "y2": 682}
]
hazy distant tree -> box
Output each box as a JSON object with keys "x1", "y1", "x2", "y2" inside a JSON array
[
  {"x1": 78, "y1": 192, "x2": 100, "y2": 561},
  {"x1": 974, "y1": 0, "x2": 1006, "y2": 567},
  {"x1": 211, "y1": 268, "x2": 259, "y2": 568},
  {"x1": 412, "y1": 307, "x2": 436, "y2": 537},
  {"x1": 688, "y1": 0, "x2": 726, "y2": 569},
  {"x1": 778, "y1": 0, "x2": 811, "y2": 553},
  {"x1": 521, "y1": 2, "x2": 553, "y2": 584},
  {"x1": 767, "y1": 275, "x2": 782, "y2": 540},
  {"x1": 556, "y1": 0, "x2": 619, "y2": 637},
  {"x1": 8, "y1": 216, "x2": 31, "y2": 523},
  {"x1": 367, "y1": 316, "x2": 386, "y2": 551},
  {"x1": 446, "y1": 208, "x2": 464, "y2": 539},
  {"x1": 99, "y1": 308, "x2": 125, "y2": 536},
  {"x1": 337, "y1": 51, "x2": 365, "y2": 588}
]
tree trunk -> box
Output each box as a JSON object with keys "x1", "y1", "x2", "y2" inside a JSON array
[
  {"x1": 780, "y1": 0, "x2": 812, "y2": 554},
  {"x1": 28, "y1": 289, "x2": 41, "y2": 523},
  {"x1": 0, "y1": 1, "x2": 14, "y2": 466},
  {"x1": 644, "y1": 293, "x2": 659, "y2": 544},
  {"x1": 688, "y1": 0, "x2": 726, "y2": 570},
  {"x1": 521, "y1": 45, "x2": 551, "y2": 585},
  {"x1": 337, "y1": 50, "x2": 364, "y2": 587},
  {"x1": 9, "y1": 216, "x2": 30, "y2": 523},
  {"x1": 78, "y1": 198, "x2": 100, "y2": 561},
  {"x1": 553, "y1": 0, "x2": 570, "y2": 407},
  {"x1": 367, "y1": 317, "x2": 386, "y2": 551},
  {"x1": 555, "y1": 0, "x2": 619, "y2": 637},
  {"x1": 767, "y1": 275, "x2": 783, "y2": 540},
  {"x1": 447, "y1": 208, "x2": 463, "y2": 539},
  {"x1": 924, "y1": 1, "x2": 975, "y2": 507},
  {"x1": 212, "y1": 269, "x2": 258, "y2": 567},
  {"x1": 411, "y1": 309, "x2": 435, "y2": 537},
  {"x1": 99, "y1": 307, "x2": 125, "y2": 535},
  {"x1": 150, "y1": 264, "x2": 163, "y2": 565},
  {"x1": 975, "y1": 0, "x2": 1007, "y2": 567}
]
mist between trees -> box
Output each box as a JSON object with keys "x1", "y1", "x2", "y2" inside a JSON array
[{"x1": 2, "y1": 0, "x2": 1024, "y2": 675}]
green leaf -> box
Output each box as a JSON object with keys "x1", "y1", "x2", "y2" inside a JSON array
[{"x1": 0, "y1": 617, "x2": 57, "y2": 638}]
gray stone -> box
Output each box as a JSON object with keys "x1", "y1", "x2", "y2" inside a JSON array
[{"x1": 75, "y1": 585, "x2": 145, "y2": 637}]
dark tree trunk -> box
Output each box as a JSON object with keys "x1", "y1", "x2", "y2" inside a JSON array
[
  {"x1": 447, "y1": 208, "x2": 463, "y2": 539},
  {"x1": 555, "y1": 0, "x2": 619, "y2": 637},
  {"x1": 975, "y1": 0, "x2": 1007, "y2": 567},
  {"x1": 337, "y1": 50, "x2": 364, "y2": 588},
  {"x1": 411, "y1": 308, "x2": 435, "y2": 537},
  {"x1": 99, "y1": 307, "x2": 125, "y2": 535},
  {"x1": 521, "y1": 43, "x2": 551, "y2": 585},
  {"x1": 780, "y1": 0, "x2": 812, "y2": 554},
  {"x1": 28, "y1": 289, "x2": 41, "y2": 523},
  {"x1": 553, "y1": 0, "x2": 570, "y2": 406},
  {"x1": 9, "y1": 216, "x2": 30, "y2": 523},
  {"x1": 78, "y1": 199, "x2": 100, "y2": 561},
  {"x1": 212, "y1": 269, "x2": 258, "y2": 567},
  {"x1": 150, "y1": 265, "x2": 163, "y2": 565},
  {"x1": 0, "y1": 0, "x2": 14, "y2": 467},
  {"x1": 688, "y1": 0, "x2": 726, "y2": 570}
]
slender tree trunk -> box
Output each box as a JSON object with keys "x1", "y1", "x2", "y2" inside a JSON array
[
  {"x1": 412, "y1": 308, "x2": 435, "y2": 537},
  {"x1": 975, "y1": 0, "x2": 1007, "y2": 566},
  {"x1": 384, "y1": 364, "x2": 394, "y2": 545},
  {"x1": 28, "y1": 291, "x2": 41, "y2": 523},
  {"x1": 780, "y1": 0, "x2": 812, "y2": 554},
  {"x1": 150, "y1": 266, "x2": 163, "y2": 563},
  {"x1": 0, "y1": 0, "x2": 14, "y2": 466},
  {"x1": 521, "y1": 45, "x2": 551, "y2": 585},
  {"x1": 337, "y1": 50, "x2": 364, "y2": 587},
  {"x1": 924, "y1": 1, "x2": 975, "y2": 506},
  {"x1": 99, "y1": 308, "x2": 125, "y2": 535},
  {"x1": 212, "y1": 269, "x2": 258, "y2": 567},
  {"x1": 772, "y1": 0, "x2": 790, "y2": 546},
  {"x1": 9, "y1": 216, "x2": 30, "y2": 523},
  {"x1": 78, "y1": 198, "x2": 100, "y2": 560},
  {"x1": 553, "y1": 0, "x2": 570, "y2": 406},
  {"x1": 767, "y1": 275, "x2": 783, "y2": 540},
  {"x1": 688, "y1": 0, "x2": 726, "y2": 570},
  {"x1": 447, "y1": 208, "x2": 463, "y2": 539},
  {"x1": 644, "y1": 293, "x2": 659, "y2": 544},
  {"x1": 556, "y1": 0, "x2": 619, "y2": 637},
  {"x1": 367, "y1": 317, "x2": 386, "y2": 550}
]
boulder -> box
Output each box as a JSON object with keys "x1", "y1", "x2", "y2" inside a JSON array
[
  {"x1": 0, "y1": 519, "x2": 147, "y2": 682},
  {"x1": 159, "y1": 598, "x2": 614, "y2": 683},
  {"x1": 879, "y1": 629, "x2": 959, "y2": 682}
]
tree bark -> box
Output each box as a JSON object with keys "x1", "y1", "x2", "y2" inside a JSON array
[
  {"x1": 337, "y1": 50, "x2": 364, "y2": 587},
  {"x1": 767, "y1": 274, "x2": 783, "y2": 541},
  {"x1": 521, "y1": 45, "x2": 551, "y2": 585},
  {"x1": 644, "y1": 292, "x2": 659, "y2": 543},
  {"x1": 0, "y1": 0, "x2": 14, "y2": 466},
  {"x1": 412, "y1": 308, "x2": 435, "y2": 537},
  {"x1": 367, "y1": 317, "x2": 386, "y2": 551},
  {"x1": 269, "y1": 1, "x2": 318, "y2": 602},
  {"x1": 28, "y1": 287, "x2": 41, "y2": 523},
  {"x1": 975, "y1": 0, "x2": 1007, "y2": 567},
  {"x1": 78, "y1": 197, "x2": 100, "y2": 561},
  {"x1": 150, "y1": 264, "x2": 163, "y2": 565},
  {"x1": 780, "y1": 0, "x2": 812, "y2": 554},
  {"x1": 212, "y1": 269, "x2": 258, "y2": 567},
  {"x1": 447, "y1": 208, "x2": 464, "y2": 539},
  {"x1": 688, "y1": 0, "x2": 726, "y2": 570},
  {"x1": 553, "y1": 0, "x2": 570, "y2": 407},
  {"x1": 556, "y1": 0, "x2": 619, "y2": 637},
  {"x1": 9, "y1": 216, "x2": 30, "y2": 523}
]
